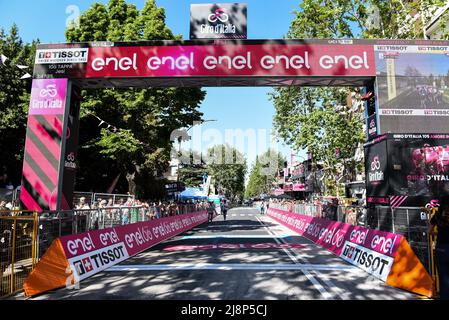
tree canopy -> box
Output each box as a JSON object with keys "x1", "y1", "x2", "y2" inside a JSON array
[
  {"x1": 65, "y1": 0, "x2": 206, "y2": 199},
  {"x1": 245, "y1": 149, "x2": 285, "y2": 199},
  {"x1": 0, "y1": 24, "x2": 37, "y2": 187}
]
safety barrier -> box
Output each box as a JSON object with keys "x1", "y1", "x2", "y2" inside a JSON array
[
  {"x1": 0, "y1": 211, "x2": 38, "y2": 298},
  {"x1": 36, "y1": 204, "x2": 208, "y2": 258},
  {"x1": 24, "y1": 210, "x2": 211, "y2": 297},
  {"x1": 266, "y1": 207, "x2": 435, "y2": 297}
]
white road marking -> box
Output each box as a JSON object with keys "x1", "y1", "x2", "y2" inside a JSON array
[
  {"x1": 260, "y1": 215, "x2": 349, "y2": 300},
  {"x1": 232, "y1": 214, "x2": 237, "y2": 217},
  {"x1": 106, "y1": 264, "x2": 357, "y2": 272},
  {"x1": 255, "y1": 215, "x2": 334, "y2": 300}
]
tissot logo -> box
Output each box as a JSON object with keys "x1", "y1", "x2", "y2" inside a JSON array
[{"x1": 35, "y1": 48, "x2": 89, "y2": 64}]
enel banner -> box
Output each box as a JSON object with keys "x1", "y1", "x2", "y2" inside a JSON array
[
  {"x1": 24, "y1": 211, "x2": 209, "y2": 297},
  {"x1": 267, "y1": 208, "x2": 434, "y2": 297}
]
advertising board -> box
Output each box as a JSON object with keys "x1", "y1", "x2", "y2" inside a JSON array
[
  {"x1": 24, "y1": 211, "x2": 209, "y2": 296},
  {"x1": 267, "y1": 207, "x2": 434, "y2": 297}
]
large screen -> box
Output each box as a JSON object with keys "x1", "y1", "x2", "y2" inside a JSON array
[{"x1": 375, "y1": 45, "x2": 449, "y2": 133}]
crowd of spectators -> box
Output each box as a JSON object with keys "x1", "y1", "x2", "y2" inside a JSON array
[{"x1": 74, "y1": 196, "x2": 211, "y2": 228}]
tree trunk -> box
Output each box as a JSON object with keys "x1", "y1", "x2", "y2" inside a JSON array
[{"x1": 126, "y1": 171, "x2": 137, "y2": 195}]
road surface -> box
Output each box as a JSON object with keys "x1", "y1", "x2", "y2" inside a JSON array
[{"x1": 15, "y1": 207, "x2": 422, "y2": 300}]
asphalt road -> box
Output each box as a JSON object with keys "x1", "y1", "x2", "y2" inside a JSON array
[{"x1": 16, "y1": 207, "x2": 422, "y2": 300}]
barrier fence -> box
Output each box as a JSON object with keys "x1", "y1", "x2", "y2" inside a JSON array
[
  {"x1": 0, "y1": 211, "x2": 38, "y2": 297},
  {"x1": 0, "y1": 202, "x2": 208, "y2": 298},
  {"x1": 268, "y1": 202, "x2": 432, "y2": 275}
]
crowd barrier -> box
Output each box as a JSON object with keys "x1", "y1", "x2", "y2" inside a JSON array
[
  {"x1": 24, "y1": 209, "x2": 212, "y2": 297},
  {"x1": 266, "y1": 207, "x2": 434, "y2": 298},
  {"x1": 269, "y1": 203, "x2": 432, "y2": 274}
]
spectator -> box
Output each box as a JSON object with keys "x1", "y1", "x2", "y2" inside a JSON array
[{"x1": 76, "y1": 197, "x2": 90, "y2": 210}]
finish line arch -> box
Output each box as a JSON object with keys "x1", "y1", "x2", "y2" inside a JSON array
[
  {"x1": 21, "y1": 38, "x2": 449, "y2": 298},
  {"x1": 22, "y1": 38, "x2": 449, "y2": 211}
]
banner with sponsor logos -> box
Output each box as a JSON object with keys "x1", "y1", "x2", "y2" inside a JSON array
[
  {"x1": 32, "y1": 42, "x2": 376, "y2": 79},
  {"x1": 365, "y1": 133, "x2": 449, "y2": 207},
  {"x1": 267, "y1": 208, "x2": 434, "y2": 297},
  {"x1": 190, "y1": 3, "x2": 247, "y2": 39},
  {"x1": 375, "y1": 44, "x2": 449, "y2": 134},
  {"x1": 20, "y1": 79, "x2": 70, "y2": 212},
  {"x1": 23, "y1": 211, "x2": 209, "y2": 297}
]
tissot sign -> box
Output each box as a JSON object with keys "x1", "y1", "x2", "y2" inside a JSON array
[
  {"x1": 41, "y1": 44, "x2": 374, "y2": 78},
  {"x1": 190, "y1": 3, "x2": 247, "y2": 39}
]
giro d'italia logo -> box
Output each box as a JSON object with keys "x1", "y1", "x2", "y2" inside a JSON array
[
  {"x1": 208, "y1": 8, "x2": 229, "y2": 23},
  {"x1": 39, "y1": 84, "x2": 58, "y2": 98},
  {"x1": 371, "y1": 156, "x2": 380, "y2": 171},
  {"x1": 369, "y1": 155, "x2": 384, "y2": 184}
]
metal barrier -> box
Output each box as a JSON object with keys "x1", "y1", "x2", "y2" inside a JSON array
[
  {"x1": 93, "y1": 193, "x2": 135, "y2": 206},
  {"x1": 36, "y1": 203, "x2": 208, "y2": 258},
  {"x1": 0, "y1": 211, "x2": 38, "y2": 298},
  {"x1": 269, "y1": 202, "x2": 432, "y2": 275}
]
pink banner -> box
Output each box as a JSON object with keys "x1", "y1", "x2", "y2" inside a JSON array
[
  {"x1": 85, "y1": 44, "x2": 375, "y2": 78},
  {"x1": 268, "y1": 208, "x2": 401, "y2": 257},
  {"x1": 58, "y1": 211, "x2": 209, "y2": 281},
  {"x1": 267, "y1": 208, "x2": 403, "y2": 281},
  {"x1": 28, "y1": 79, "x2": 68, "y2": 115}
]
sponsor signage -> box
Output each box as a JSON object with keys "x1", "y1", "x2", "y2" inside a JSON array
[
  {"x1": 24, "y1": 211, "x2": 210, "y2": 296},
  {"x1": 190, "y1": 3, "x2": 247, "y2": 39},
  {"x1": 35, "y1": 48, "x2": 89, "y2": 64},
  {"x1": 375, "y1": 44, "x2": 449, "y2": 134},
  {"x1": 267, "y1": 207, "x2": 434, "y2": 297},
  {"x1": 367, "y1": 114, "x2": 378, "y2": 140},
  {"x1": 340, "y1": 241, "x2": 394, "y2": 281},
  {"x1": 80, "y1": 44, "x2": 375, "y2": 78},
  {"x1": 365, "y1": 139, "x2": 389, "y2": 197},
  {"x1": 28, "y1": 79, "x2": 68, "y2": 115}
]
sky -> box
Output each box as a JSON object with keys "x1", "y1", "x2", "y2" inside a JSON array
[{"x1": 0, "y1": 0, "x2": 304, "y2": 175}]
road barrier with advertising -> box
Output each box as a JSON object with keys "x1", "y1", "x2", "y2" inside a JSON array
[
  {"x1": 23, "y1": 210, "x2": 209, "y2": 297},
  {"x1": 267, "y1": 207, "x2": 434, "y2": 298}
]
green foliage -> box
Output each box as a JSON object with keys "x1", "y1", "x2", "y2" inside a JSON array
[
  {"x1": 0, "y1": 24, "x2": 37, "y2": 185},
  {"x1": 205, "y1": 144, "x2": 247, "y2": 201},
  {"x1": 178, "y1": 150, "x2": 208, "y2": 188},
  {"x1": 66, "y1": 0, "x2": 206, "y2": 198},
  {"x1": 273, "y1": 0, "x2": 447, "y2": 197},
  {"x1": 245, "y1": 149, "x2": 285, "y2": 199}
]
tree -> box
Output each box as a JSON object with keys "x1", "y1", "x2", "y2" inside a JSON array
[
  {"x1": 65, "y1": 0, "x2": 206, "y2": 199},
  {"x1": 245, "y1": 149, "x2": 285, "y2": 199},
  {"x1": 205, "y1": 144, "x2": 247, "y2": 201},
  {"x1": 271, "y1": 0, "x2": 368, "y2": 196},
  {"x1": 178, "y1": 150, "x2": 208, "y2": 188},
  {"x1": 0, "y1": 24, "x2": 37, "y2": 186}
]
